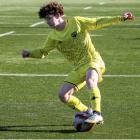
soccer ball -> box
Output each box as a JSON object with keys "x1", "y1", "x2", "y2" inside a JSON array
[{"x1": 73, "y1": 112, "x2": 94, "y2": 132}]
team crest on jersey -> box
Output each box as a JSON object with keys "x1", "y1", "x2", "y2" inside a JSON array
[{"x1": 71, "y1": 31, "x2": 77, "y2": 38}]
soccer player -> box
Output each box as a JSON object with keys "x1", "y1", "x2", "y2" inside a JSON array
[{"x1": 22, "y1": 2, "x2": 134, "y2": 124}]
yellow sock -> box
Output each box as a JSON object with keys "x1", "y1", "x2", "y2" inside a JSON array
[
  {"x1": 66, "y1": 95, "x2": 88, "y2": 112},
  {"x1": 90, "y1": 87, "x2": 101, "y2": 113}
]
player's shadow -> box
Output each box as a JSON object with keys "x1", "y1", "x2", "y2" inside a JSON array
[{"x1": 0, "y1": 124, "x2": 77, "y2": 133}]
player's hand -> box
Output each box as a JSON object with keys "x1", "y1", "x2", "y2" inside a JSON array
[
  {"x1": 22, "y1": 50, "x2": 30, "y2": 58},
  {"x1": 122, "y1": 12, "x2": 134, "y2": 21}
]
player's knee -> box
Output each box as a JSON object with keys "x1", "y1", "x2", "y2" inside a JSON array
[
  {"x1": 86, "y1": 69, "x2": 99, "y2": 89},
  {"x1": 58, "y1": 91, "x2": 69, "y2": 103},
  {"x1": 58, "y1": 83, "x2": 75, "y2": 103},
  {"x1": 58, "y1": 88, "x2": 74, "y2": 103},
  {"x1": 86, "y1": 78, "x2": 98, "y2": 89}
]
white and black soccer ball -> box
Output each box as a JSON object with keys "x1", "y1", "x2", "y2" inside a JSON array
[{"x1": 73, "y1": 112, "x2": 94, "y2": 132}]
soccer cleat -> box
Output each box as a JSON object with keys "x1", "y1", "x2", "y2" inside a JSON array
[
  {"x1": 84, "y1": 111, "x2": 104, "y2": 125},
  {"x1": 85, "y1": 108, "x2": 94, "y2": 116}
]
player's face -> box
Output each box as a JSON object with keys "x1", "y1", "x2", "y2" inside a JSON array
[{"x1": 45, "y1": 14, "x2": 60, "y2": 28}]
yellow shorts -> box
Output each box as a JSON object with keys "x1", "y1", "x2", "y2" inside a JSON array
[{"x1": 64, "y1": 56, "x2": 105, "y2": 91}]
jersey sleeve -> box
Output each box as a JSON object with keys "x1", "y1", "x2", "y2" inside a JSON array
[
  {"x1": 29, "y1": 34, "x2": 55, "y2": 58},
  {"x1": 75, "y1": 16, "x2": 123, "y2": 31}
]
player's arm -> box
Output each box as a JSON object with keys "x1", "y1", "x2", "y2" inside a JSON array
[
  {"x1": 76, "y1": 12, "x2": 134, "y2": 31},
  {"x1": 22, "y1": 35, "x2": 55, "y2": 59},
  {"x1": 95, "y1": 12, "x2": 134, "y2": 30}
]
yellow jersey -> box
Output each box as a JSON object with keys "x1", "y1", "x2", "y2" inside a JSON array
[{"x1": 29, "y1": 16, "x2": 123, "y2": 67}]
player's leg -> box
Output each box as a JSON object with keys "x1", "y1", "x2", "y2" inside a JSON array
[
  {"x1": 85, "y1": 68, "x2": 103, "y2": 124},
  {"x1": 58, "y1": 82, "x2": 88, "y2": 112},
  {"x1": 86, "y1": 68, "x2": 101, "y2": 112}
]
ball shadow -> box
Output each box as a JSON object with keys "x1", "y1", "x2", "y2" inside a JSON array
[{"x1": 0, "y1": 124, "x2": 77, "y2": 134}]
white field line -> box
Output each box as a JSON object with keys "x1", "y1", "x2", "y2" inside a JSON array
[
  {"x1": 84, "y1": 7, "x2": 92, "y2": 10},
  {"x1": 0, "y1": 15, "x2": 36, "y2": 18},
  {"x1": 0, "y1": 73, "x2": 140, "y2": 78},
  {"x1": 11, "y1": 34, "x2": 48, "y2": 36},
  {"x1": 99, "y1": 2, "x2": 106, "y2": 5},
  {"x1": 0, "y1": 23, "x2": 33, "y2": 25},
  {"x1": 91, "y1": 34, "x2": 103, "y2": 37},
  {"x1": 0, "y1": 73, "x2": 67, "y2": 77},
  {"x1": 0, "y1": 31, "x2": 15, "y2": 37},
  {"x1": 104, "y1": 75, "x2": 140, "y2": 78},
  {"x1": 30, "y1": 21, "x2": 45, "y2": 27}
]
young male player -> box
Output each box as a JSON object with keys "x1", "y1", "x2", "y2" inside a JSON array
[{"x1": 22, "y1": 2, "x2": 134, "y2": 124}]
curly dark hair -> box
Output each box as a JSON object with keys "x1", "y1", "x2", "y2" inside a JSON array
[{"x1": 38, "y1": 1, "x2": 64, "y2": 18}]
